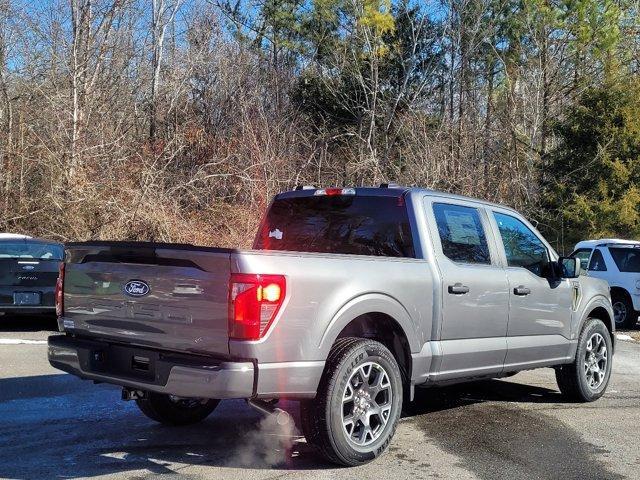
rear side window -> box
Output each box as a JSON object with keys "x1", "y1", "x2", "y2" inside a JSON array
[
  {"x1": 609, "y1": 247, "x2": 640, "y2": 272},
  {"x1": 432, "y1": 203, "x2": 491, "y2": 264},
  {"x1": 254, "y1": 195, "x2": 415, "y2": 257},
  {"x1": 493, "y1": 212, "x2": 550, "y2": 277}
]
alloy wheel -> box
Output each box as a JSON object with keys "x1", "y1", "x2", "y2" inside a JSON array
[
  {"x1": 584, "y1": 332, "x2": 608, "y2": 390},
  {"x1": 341, "y1": 361, "x2": 393, "y2": 447}
]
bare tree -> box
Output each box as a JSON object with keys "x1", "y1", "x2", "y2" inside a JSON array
[{"x1": 150, "y1": 0, "x2": 184, "y2": 140}]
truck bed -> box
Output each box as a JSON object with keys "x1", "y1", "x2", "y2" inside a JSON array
[{"x1": 60, "y1": 241, "x2": 430, "y2": 367}]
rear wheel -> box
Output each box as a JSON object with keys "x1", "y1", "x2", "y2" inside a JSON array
[
  {"x1": 300, "y1": 338, "x2": 403, "y2": 466},
  {"x1": 612, "y1": 291, "x2": 636, "y2": 329},
  {"x1": 135, "y1": 392, "x2": 219, "y2": 425},
  {"x1": 556, "y1": 318, "x2": 612, "y2": 402}
]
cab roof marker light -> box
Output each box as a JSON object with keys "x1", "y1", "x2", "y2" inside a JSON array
[{"x1": 314, "y1": 188, "x2": 356, "y2": 196}]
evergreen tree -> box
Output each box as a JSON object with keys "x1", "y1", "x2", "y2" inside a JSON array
[{"x1": 543, "y1": 78, "x2": 640, "y2": 251}]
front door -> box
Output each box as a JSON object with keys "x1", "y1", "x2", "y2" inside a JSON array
[
  {"x1": 425, "y1": 199, "x2": 509, "y2": 380},
  {"x1": 489, "y1": 210, "x2": 575, "y2": 369}
]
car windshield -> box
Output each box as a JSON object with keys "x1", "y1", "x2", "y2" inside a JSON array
[
  {"x1": 609, "y1": 247, "x2": 640, "y2": 272},
  {"x1": 254, "y1": 194, "x2": 415, "y2": 257},
  {"x1": 0, "y1": 242, "x2": 63, "y2": 260}
]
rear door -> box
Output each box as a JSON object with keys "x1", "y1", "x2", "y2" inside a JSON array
[
  {"x1": 63, "y1": 243, "x2": 233, "y2": 356},
  {"x1": 489, "y1": 210, "x2": 574, "y2": 368},
  {"x1": 424, "y1": 198, "x2": 509, "y2": 380}
]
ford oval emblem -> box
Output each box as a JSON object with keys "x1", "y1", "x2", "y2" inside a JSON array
[{"x1": 123, "y1": 280, "x2": 150, "y2": 297}]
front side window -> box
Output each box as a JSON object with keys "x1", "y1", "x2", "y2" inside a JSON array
[
  {"x1": 432, "y1": 203, "x2": 491, "y2": 264},
  {"x1": 588, "y1": 249, "x2": 607, "y2": 271},
  {"x1": 493, "y1": 212, "x2": 550, "y2": 277},
  {"x1": 571, "y1": 248, "x2": 593, "y2": 271}
]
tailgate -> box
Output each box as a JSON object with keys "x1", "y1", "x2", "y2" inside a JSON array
[
  {"x1": 0, "y1": 259, "x2": 60, "y2": 306},
  {"x1": 63, "y1": 242, "x2": 233, "y2": 356}
]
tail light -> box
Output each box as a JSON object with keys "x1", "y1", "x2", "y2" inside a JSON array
[
  {"x1": 229, "y1": 273, "x2": 286, "y2": 340},
  {"x1": 55, "y1": 263, "x2": 65, "y2": 317}
]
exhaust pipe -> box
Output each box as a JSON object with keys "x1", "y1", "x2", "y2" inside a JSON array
[
  {"x1": 121, "y1": 387, "x2": 148, "y2": 401},
  {"x1": 247, "y1": 399, "x2": 291, "y2": 426}
]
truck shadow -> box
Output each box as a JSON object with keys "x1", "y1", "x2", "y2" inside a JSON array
[
  {"x1": 0, "y1": 373, "x2": 613, "y2": 478},
  {"x1": 404, "y1": 376, "x2": 568, "y2": 417}
]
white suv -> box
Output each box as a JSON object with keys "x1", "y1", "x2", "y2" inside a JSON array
[{"x1": 572, "y1": 239, "x2": 640, "y2": 328}]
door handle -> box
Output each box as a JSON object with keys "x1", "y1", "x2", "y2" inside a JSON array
[
  {"x1": 448, "y1": 283, "x2": 470, "y2": 295},
  {"x1": 513, "y1": 285, "x2": 531, "y2": 296}
]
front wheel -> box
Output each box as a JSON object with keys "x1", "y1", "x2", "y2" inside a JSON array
[
  {"x1": 135, "y1": 392, "x2": 219, "y2": 425},
  {"x1": 300, "y1": 337, "x2": 403, "y2": 466},
  {"x1": 556, "y1": 318, "x2": 613, "y2": 402}
]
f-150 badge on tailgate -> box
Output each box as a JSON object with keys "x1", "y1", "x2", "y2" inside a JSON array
[{"x1": 123, "y1": 280, "x2": 150, "y2": 297}]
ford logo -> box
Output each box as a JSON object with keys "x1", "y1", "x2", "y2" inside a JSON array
[{"x1": 123, "y1": 280, "x2": 150, "y2": 297}]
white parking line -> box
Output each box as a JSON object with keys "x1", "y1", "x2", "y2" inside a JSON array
[{"x1": 0, "y1": 339, "x2": 47, "y2": 345}]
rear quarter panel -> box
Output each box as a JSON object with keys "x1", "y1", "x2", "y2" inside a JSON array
[{"x1": 228, "y1": 251, "x2": 433, "y2": 364}]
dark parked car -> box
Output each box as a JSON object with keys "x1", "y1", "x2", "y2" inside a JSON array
[{"x1": 0, "y1": 235, "x2": 63, "y2": 315}]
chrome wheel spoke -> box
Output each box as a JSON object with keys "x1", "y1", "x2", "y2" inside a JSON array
[
  {"x1": 370, "y1": 369, "x2": 390, "y2": 395},
  {"x1": 359, "y1": 364, "x2": 372, "y2": 383},
  {"x1": 379, "y1": 404, "x2": 392, "y2": 423},
  {"x1": 586, "y1": 338, "x2": 593, "y2": 353},
  {"x1": 344, "y1": 383, "x2": 354, "y2": 402}
]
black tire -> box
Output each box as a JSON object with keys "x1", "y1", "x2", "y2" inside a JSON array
[
  {"x1": 611, "y1": 291, "x2": 636, "y2": 329},
  {"x1": 135, "y1": 392, "x2": 219, "y2": 426},
  {"x1": 300, "y1": 337, "x2": 403, "y2": 466},
  {"x1": 556, "y1": 318, "x2": 613, "y2": 402}
]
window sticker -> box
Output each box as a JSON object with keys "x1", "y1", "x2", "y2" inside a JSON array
[{"x1": 444, "y1": 211, "x2": 481, "y2": 245}]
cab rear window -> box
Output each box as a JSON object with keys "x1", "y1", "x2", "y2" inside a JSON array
[{"x1": 254, "y1": 195, "x2": 415, "y2": 257}]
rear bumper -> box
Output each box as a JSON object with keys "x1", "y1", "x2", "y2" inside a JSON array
[
  {"x1": 48, "y1": 335, "x2": 255, "y2": 399},
  {"x1": 48, "y1": 335, "x2": 325, "y2": 399}
]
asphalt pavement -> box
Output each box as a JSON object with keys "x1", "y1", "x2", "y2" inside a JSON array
[{"x1": 0, "y1": 315, "x2": 638, "y2": 480}]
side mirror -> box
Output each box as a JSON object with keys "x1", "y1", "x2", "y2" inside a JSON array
[{"x1": 559, "y1": 257, "x2": 581, "y2": 278}]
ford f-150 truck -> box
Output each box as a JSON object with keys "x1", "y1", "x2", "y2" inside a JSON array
[{"x1": 48, "y1": 186, "x2": 615, "y2": 466}]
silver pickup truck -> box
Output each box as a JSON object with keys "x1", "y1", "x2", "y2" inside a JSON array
[{"x1": 48, "y1": 186, "x2": 614, "y2": 466}]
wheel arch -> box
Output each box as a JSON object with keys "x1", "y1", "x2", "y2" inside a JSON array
[
  {"x1": 319, "y1": 293, "x2": 421, "y2": 386},
  {"x1": 335, "y1": 312, "x2": 413, "y2": 386},
  {"x1": 609, "y1": 286, "x2": 632, "y2": 305},
  {"x1": 579, "y1": 297, "x2": 615, "y2": 350}
]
